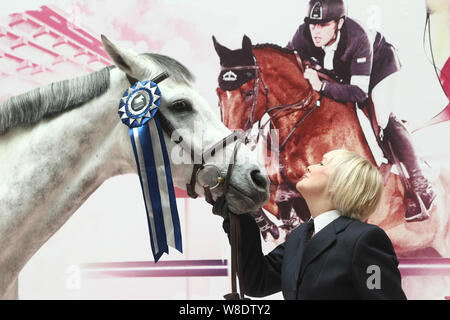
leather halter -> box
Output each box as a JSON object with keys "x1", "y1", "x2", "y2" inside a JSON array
[
  {"x1": 219, "y1": 50, "x2": 322, "y2": 152},
  {"x1": 126, "y1": 73, "x2": 241, "y2": 206}
]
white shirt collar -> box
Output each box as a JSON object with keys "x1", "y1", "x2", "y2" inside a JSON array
[
  {"x1": 322, "y1": 30, "x2": 341, "y2": 52},
  {"x1": 311, "y1": 209, "x2": 341, "y2": 236}
]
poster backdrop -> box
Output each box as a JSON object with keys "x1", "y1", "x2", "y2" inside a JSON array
[{"x1": 0, "y1": 0, "x2": 449, "y2": 299}]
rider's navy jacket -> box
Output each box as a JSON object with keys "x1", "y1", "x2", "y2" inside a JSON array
[
  {"x1": 223, "y1": 214, "x2": 406, "y2": 300},
  {"x1": 287, "y1": 18, "x2": 401, "y2": 104}
]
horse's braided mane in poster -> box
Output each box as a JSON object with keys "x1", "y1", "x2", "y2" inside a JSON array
[{"x1": 252, "y1": 43, "x2": 296, "y2": 55}]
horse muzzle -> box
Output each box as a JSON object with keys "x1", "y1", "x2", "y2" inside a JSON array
[{"x1": 223, "y1": 164, "x2": 270, "y2": 214}]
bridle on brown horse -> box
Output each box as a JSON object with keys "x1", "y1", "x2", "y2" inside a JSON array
[
  {"x1": 127, "y1": 72, "x2": 247, "y2": 300},
  {"x1": 219, "y1": 50, "x2": 326, "y2": 152}
]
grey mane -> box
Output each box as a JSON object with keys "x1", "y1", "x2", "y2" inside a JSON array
[
  {"x1": 0, "y1": 52, "x2": 193, "y2": 135},
  {"x1": 0, "y1": 67, "x2": 111, "y2": 135}
]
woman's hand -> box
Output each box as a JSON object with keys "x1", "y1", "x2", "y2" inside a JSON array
[
  {"x1": 304, "y1": 67, "x2": 323, "y2": 91},
  {"x1": 212, "y1": 196, "x2": 229, "y2": 218}
]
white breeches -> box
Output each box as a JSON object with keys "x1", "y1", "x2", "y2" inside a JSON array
[{"x1": 370, "y1": 71, "x2": 402, "y2": 129}]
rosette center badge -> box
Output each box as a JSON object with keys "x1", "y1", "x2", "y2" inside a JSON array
[{"x1": 119, "y1": 80, "x2": 161, "y2": 128}]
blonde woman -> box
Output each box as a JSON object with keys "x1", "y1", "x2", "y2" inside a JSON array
[{"x1": 217, "y1": 149, "x2": 406, "y2": 299}]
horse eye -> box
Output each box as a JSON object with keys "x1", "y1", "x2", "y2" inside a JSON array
[
  {"x1": 244, "y1": 90, "x2": 254, "y2": 98},
  {"x1": 171, "y1": 100, "x2": 192, "y2": 112}
]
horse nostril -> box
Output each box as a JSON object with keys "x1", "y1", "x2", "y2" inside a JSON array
[{"x1": 250, "y1": 170, "x2": 268, "y2": 190}]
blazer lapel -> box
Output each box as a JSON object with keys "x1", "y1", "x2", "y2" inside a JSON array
[
  {"x1": 291, "y1": 223, "x2": 311, "y2": 288},
  {"x1": 298, "y1": 216, "x2": 353, "y2": 282}
]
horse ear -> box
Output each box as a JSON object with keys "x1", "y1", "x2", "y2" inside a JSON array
[
  {"x1": 101, "y1": 35, "x2": 146, "y2": 80},
  {"x1": 242, "y1": 35, "x2": 253, "y2": 51},
  {"x1": 212, "y1": 35, "x2": 232, "y2": 59}
]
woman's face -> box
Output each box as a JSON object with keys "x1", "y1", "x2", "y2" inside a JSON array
[{"x1": 296, "y1": 153, "x2": 333, "y2": 197}]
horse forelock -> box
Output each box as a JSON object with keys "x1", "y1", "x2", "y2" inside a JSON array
[{"x1": 0, "y1": 66, "x2": 112, "y2": 135}]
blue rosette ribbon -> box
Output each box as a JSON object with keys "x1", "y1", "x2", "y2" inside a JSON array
[{"x1": 119, "y1": 80, "x2": 182, "y2": 262}]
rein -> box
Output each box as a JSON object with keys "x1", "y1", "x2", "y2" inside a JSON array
[{"x1": 127, "y1": 72, "x2": 247, "y2": 299}]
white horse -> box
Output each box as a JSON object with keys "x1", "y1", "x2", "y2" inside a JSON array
[{"x1": 0, "y1": 36, "x2": 270, "y2": 299}]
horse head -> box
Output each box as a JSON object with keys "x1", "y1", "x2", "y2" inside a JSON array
[
  {"x1": 213, "y1": 35, "x2": 264, "y2": 130},
  {"x1": 213, "y1": 35, "x2": 313, "y2": 134},
  {"x1": 101, "y1": 36, "x2": 270, "y2": 214}
]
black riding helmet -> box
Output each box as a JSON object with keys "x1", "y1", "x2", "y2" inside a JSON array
[{"x1": 304, "y1": 0, "x2": 346, "y2": 24}]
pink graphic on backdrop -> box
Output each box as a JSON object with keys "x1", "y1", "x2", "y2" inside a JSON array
[
  {"x1": 0, "y1": 4, "x2": 111, "y2": 100},
  {"x1": 26, "y1": 6, "x2": 110, "y2": 61},
  {"x1": 412, "y1": 58, "x2": 450, "y2": 133}
]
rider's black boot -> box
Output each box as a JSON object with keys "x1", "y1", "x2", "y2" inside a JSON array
[{"x1": 383, "y1": 114, "x2": 436, "y2": 221}]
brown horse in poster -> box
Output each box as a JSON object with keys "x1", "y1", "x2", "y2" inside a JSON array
[{"x1": 213, "y1": 35, "x2": 450, "y2": 257}]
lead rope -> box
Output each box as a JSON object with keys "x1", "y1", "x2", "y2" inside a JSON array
[
  {"x1": 223, "y1": 212, "x2": 246, "y2": 300},
  {"x1": 223, "y1": 202, "x2": 246, "y2": 300},
  {"x1": 221, "y1": 139, "x2": 247, "y2": 300}
]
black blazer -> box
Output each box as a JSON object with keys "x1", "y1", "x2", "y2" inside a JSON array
[
  {"x1": 226, "y1": 214, "x2": 406, "y2": 300},
  {"x1": 287, "y1": 18, "x2": 401, "y2": 103}
]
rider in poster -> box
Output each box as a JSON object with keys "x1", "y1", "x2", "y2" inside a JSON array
[{"x1": 287, "y1": 0, "x2": 435, "y2": 221}]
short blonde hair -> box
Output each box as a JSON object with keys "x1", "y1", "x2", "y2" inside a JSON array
[{"x1": 325, "y1": 149, "x2": 384, "y2": 221}]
